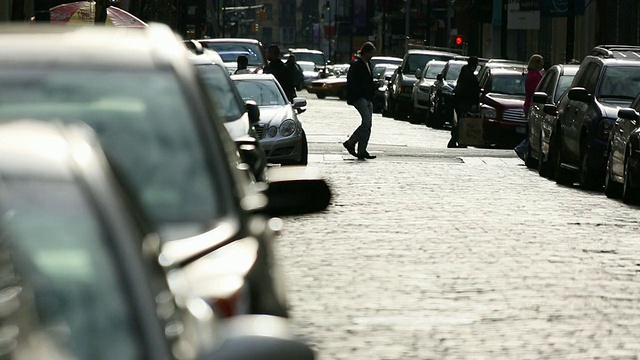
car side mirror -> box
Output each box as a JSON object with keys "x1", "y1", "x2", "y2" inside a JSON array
[
  {"x1": 543, "y1": 104, "x2": 558, "y2": 116},
  {"x1": 567, "y1": 87, "x2": 592, "y2": 103},
  {"x1": 436, "y1": 74, "x2": 443, "y2": 81},
  {"x1": 200, "y1": 315, "x2": 315, "y2": 360},
  {"x1": 532, "y1": 91, "x2": 548, "y2": 104},
  {"x1": 292, "y1": 98, "x2": 307, "y2": 109},
  {"x1": 262, "y1": 166, "x2": 331, "y2": 216},
  {"x1": 618, "y1": 108, "x2": 640, "y2": 121},
  {"x1": 415, "y1": 69, "x2": 422, "y2": 79},
  {"x1": 245, "y1": 100, "x2": 260, "y2": 125}
]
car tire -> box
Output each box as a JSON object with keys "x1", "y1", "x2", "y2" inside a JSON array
[
  {"x1": 604, "y1": 149, "x2": 622, "y2": 198},
  {"x1": 578, "y1": 140, "x2": 602, "y2": 190},
  {"x1": 555, "y1": 133, "x2": 574, "y2": 186},
  {"x1": 524, "y1": 144, "x2": 537, "y2": 169},
  {"x1": 622, "y1": 151, "x2": 640, "y2": 204},
  {"x1": 409, "y1": 110, "x2": 422, "y2": 124},
  {"x1": 316, "y1": 94, "x2": 326, "y2": 99},
  {"x1": 393, "y1": 102, "x2": 406, "y2": 121},
  {"x1": 297, "y1": 133, "x2": 309, "y2": 166},
  {"x1": 538, "y1": 133, "x2": 553, "y2": 179}
]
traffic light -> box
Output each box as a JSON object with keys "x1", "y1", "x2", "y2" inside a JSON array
[
  {"x1": 454, "y1": 35, "x2": 464, "y2": 46},
  {"x1": 253, "y1": 23, "x2": 259, "y2": 32},
  {"x1": 259, "y1": 9, "x2": 267, "y2": 21}
]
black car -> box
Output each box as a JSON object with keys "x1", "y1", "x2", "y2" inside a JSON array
[
  {"x1": 0, "y1": 120, "x2": 315, "y2": 360},
  {"x1": 604, "y1": 95, "x2": 640, "y2": 203},
  {"x1": 0, "y1": 24, "x2": 330, "y2": 320},
  {"x1": 526, "y1": 64, "x2": 579, "y2": 171},
  {"x1": 553, "y1": 45, "x2": 640, "y2": 189},
  {"x1": 426, "y1": 59, "x2": 470, "y2": 128}
]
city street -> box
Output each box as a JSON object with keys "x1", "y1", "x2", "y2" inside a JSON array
[{"x1": 275, "y1": 90, "x2": 640, "y2": 359}]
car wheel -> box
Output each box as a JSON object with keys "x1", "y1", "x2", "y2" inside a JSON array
[
  {"x1": 622, "y1": 150, "x2": 640, "y2": 204},
  {"x1": 316, "y1": 94, "x2": 326, "y2": 99},
  {"x1": 297, "y1": 133, "x2": 309, "y2": 166},
  {"x1": 554, "y1": 133, "x2": 574, "y2": 186},
  {"x1": 604, "y1": 149, "x2": 622, "y2": 198},
  {"x1": 578, "y1": 140, "x2": 602, "y2": 190},
  {"x1": 409, "y1": 110, "x2": 422, "y2": 124},
  {"x1": 538, "y1": 132, "x2": 553, "y2": 178}
]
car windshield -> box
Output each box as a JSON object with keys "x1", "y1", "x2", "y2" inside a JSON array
[
  {"x1": 233, "y1": 79, "x2": 287, "y2": 106},
  {"x1": 445, "y1": 63, "x2": 465, "y2": 80},
  {"x1": 292, "y1": 52, "x2": 326, "y2": 67},
  {"x1": 490, "y1": 74, "x2": 526, "y2": 95},
  {"x1": 403, "y1": 53, "x2": 454, "y2": 75},
  {"x1": 0, "y1": 179, "x2": 144, "y2": 359},
  {"x1": 298, "y1": 62, "x2": 316, "y2": 72},
  {"x1": 195, "y1": 63, "x2": 246, "y2": 122},
  {"x1": 202, "y1": 42, "x2": 265, "y2": 66},
  {"x1": 598, "y1": 66, "x2": 640, "y2": 101},
  {"x1": 371, "y1": 58, "x2": 402, "y2": 68},
  {"x1": 0, "y1": 68, "x2": 222, "y2": 237},
  {"x1": 424, "y1": 63, "x2": 445, "y2": 79},
  {"x1": 555, "y1": 74, "x2": 575, "y2": 102}
]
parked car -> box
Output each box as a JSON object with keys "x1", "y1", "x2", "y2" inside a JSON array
[
  {"x1": 553, "y1": 45, "x2": 640, "y2": 189},
  {"x1": 285, "y1": 48, "x2": 327, "y2": 70},
  {"x1": 411, "y1": 59, "x2": 446, "y2": 125},
  {"x1": 525, "y1": 63, "x2": 579, "y2": 171},
  {"x1": 476, "y1": 58, "x2": 526, "y2": 82},
  {"x1": 185, "y1": 42, "x2": 268, "y2": 182},
  {"x1": 298, "y1": 60, "x2": 321, "y2": 87},
  {"x1": 370, "y1": 55, "x2": 403, "y2": 69},
  {"x1": 604, "y1": 95, "x2": 640, "y2": 203},
  {"x1": 0, "y1": 120, "x2": 315, "y2": 360},
  {"x1": 389, "y1": 49, "x2": 458, "y2": 120},
  {"x1": 424, "y1": 59, "x2": 469, "y2": 128},
  {"x1": 306, "y1": 76, "x2": 348, "y2": 100},
  {"x1": 197, "y1": 37, "x2": 267, "y2": 74},
  {"x1": 478, "y1": 68, "x2": 527, "y2": 148},
  {"x1": 232, "y1": 74, "x2": 309, "y2": 165},
  {"x1": 373, "y1": 63, "x2": 400, "y2": 113},
  {"x1": 0, "y1": 24, "x2": 330, "y2": 320}
]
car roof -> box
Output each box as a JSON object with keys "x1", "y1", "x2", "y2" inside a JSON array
[
  {"x1": 446, "y1": 59, "x2": 468, "y2": 65},
  {"x1": 372, "y1": 56, "x2": 402, "y2": 61},
  {"x1": 231, "y1": 73, "x2": 277, "y2": 81},
  {"x1": 556, "y1": 63, "x2": 580, "y2": 75},
  {"x1": 488, "y1": 68, "x2": 526, "y2": 76},
  {"x1": 0, "y1": 24, "x2": 181, "y2": 69},
  {"x1": 288, "y1": 48, "x2": 324, "y2": 54},
  {"x1": 588, "y1": 45, "x2": 640, "y2": 60},
  {"x1": 198, "y1": 37, "x2": 262, "y2": 45},
  {"x1": 586, "y1": 56, "x2": 640, "y2": 66},
  {"x1": 406, "y1": 49, "x2": 458, "y2": 57},
  {"x1": 186, "y1": 48, "x2": 225, "y2": 66}
]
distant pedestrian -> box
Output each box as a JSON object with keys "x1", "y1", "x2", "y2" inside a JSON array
[
  {"x1": 264, "y1": 45, "x2": 296, "y2": 102},
  {"x1": 234, "y1": 55, "x2": 252, "y2": 74},
  {"x1": 514, "y1": 53, "x2": 545, "y2": 161},
  {"x1": 286, "y1": 54, "x2": 305, "y2": 91},
  {"x1": 343, "y1": 41, "x2": 377, "y2": 160},
  {"x1": 448, "y1": 56, "x2": 480, "y2": 148}
]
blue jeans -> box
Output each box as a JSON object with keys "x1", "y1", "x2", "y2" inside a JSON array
[{"x1": 347, "y1": 98, "x2": 373, "y2": 156}]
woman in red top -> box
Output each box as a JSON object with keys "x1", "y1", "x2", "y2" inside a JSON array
[{"x1": 515, "y1": 54, "x2": 545, "y2": 161}]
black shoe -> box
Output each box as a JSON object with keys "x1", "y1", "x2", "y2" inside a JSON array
[
  {"x1": 359, "y1": 152, "x2": 376, "y2": 160},
  {"x1": 343, "y1": 141, "x2": 357, "y2": 157}
]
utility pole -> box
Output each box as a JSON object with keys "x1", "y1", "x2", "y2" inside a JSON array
[
  {"x1": 566, "y1": 0, "x2": 575, "y2": 62},
  {"x1": 500, "y1": 0, "x2": 508, "y2": 58},
  {"x1": 404, "y1": 0, "x2": 410, "y2": 53}
]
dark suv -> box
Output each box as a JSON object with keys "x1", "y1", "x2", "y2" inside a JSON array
[{"x1": 554, "y1": 45, "x2": 640, "y2": 189}]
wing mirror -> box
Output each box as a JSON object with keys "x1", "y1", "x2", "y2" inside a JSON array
[
  {"x1": 436, "y1": 74, "x2": 443, "y2": 81},
  {"x1": 532, "y1": 91, "x2": 548, "y2": 104},
  {"x1": 292, "y1": 98, "x2": 307, "y2": 109},
  {"x1": 567, "y1": 87, "x2": 592, "y2": 103},
  {"x1": 543, "y1": 104, "x2": 558, "y2": 116},
  {"x1": 618, "y1": 108, "x2": 640, "y2": 121},
  {"x1": 415, "y1": 69, "x2": 422, "y2": 79},
  {"x1": 245, "y1": 100, "x2": 260, "y2": 125},
  {"x1": 262, "y1": 166, "x2": 331, "y2": 217}
]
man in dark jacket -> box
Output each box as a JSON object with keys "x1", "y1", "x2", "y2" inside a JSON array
[
  {"x1": 343, "y1": 42, "x2": 376, "y2": 160},
  {"x1": 264, "y1": 45, "x2": 296, "y2": 102},
  {"x1": 448, "y1": 55, "x2": 480, "y2": 148}
]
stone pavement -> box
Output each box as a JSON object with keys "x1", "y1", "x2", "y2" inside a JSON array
[{"x1": 275, "y1": 91, "x2": 640, "y2": 359}]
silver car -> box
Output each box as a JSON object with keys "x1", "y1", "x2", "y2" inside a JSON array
[{"x1": 232, "y1": 74, "x2": 309, "y2": 165}]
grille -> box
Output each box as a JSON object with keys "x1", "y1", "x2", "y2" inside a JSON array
[
  {"x1": 254, "y1": 124, "x2": 266, "y2": 139},
  {"x1": 503, "y1": 108, "x2": 526, "y2": 122}
]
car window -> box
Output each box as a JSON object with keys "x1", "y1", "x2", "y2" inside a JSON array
[
  {"x1": 403, "y1": 53, "x2": 453, "y2": 75},
  {"x1": 291, "y1": 52, "x2": 325, "y2": 67},
  {"x1": 298, "y1": 62, "x2": 316, "y2": 72},
  {"x1": 424, "y1": 63, "x2": 445, "y2": 79},
  {"x1": 0, "y1": 68, "x2": 222, "y2": 236},
  {"x1": 196, "y1": 63, "x2": 246, "y2": 123},
  {"x1": 444, "y1": 63, "x2": 464, "y2": 80},
  {"x1": 536, "y1": 69, "x2": 555, "y2": 95},
  {"x1": 0, "y1": 179, "x2": 144, "y2": 359},
  {"x1": 598, "y1": 66, "x2": 640, "y2": 100},
  {"x1": 234, "y1": 79, "x2": 287, "y2": 106},
  {"x1": 555, "y1": 74, "x2": 575, "y2": 103},
  {"x1": 490, "y1": 74, "x2": 526, "y2": 95},
  {"x1": 202, "y1": 42, "x2": 265, "y2": 66}
]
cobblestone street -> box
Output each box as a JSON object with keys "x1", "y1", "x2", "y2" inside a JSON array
[{"x1": 275, "y1": 91, "x2": 640, "y2": 359}]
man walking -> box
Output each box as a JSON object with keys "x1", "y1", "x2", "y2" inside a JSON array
[
  {"x1": 448, "y1": 56, "x2": 480, "y2": 148},
  {"x1": 343, "y1": 42, "x2": 377, "y2": 160},
  {"x1": 264, "y1": 45, "x2": 296, "y2": 102}
]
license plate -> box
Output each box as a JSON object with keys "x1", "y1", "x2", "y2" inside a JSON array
[{"x1": 516, "y1": 126, "x2": 526, "y2": 134}]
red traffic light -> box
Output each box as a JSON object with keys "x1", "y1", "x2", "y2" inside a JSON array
[{"x1": 455, "y1": 36, "x2": 463, "y2": 46}]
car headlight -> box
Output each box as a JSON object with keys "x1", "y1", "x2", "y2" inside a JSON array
[
  {"x1": 481, "y1": 106, "x2": 497, "y2": 119},
  {"x1": 279, "y1": 120, "x2": 296, "y2": 137},
  {"x1": 267, "y1": 126, "x2": 278, "y2": 137}
]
